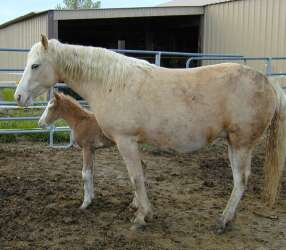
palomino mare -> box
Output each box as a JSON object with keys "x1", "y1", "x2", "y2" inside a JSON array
[
  {"x1": 15, "y1": 35, "x2": 286, "y2": 233},
  {"x1": 38, "y1": 92, "x2": 114, "y2": 209}
]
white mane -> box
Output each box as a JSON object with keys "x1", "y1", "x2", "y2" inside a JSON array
[{"x1": 31, "y1": 40, "x2": 156, "y2": 90}]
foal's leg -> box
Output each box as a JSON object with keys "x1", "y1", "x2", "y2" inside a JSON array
[
  {"x1": 216, "y1": 145, "x2": 252, "y2": 233},
  {"x1": 80, "y1": 147, "x2": 94, "y2": 209},
  {"x1": 116, "y1": 136, "x2": 153, "y2": 228}
]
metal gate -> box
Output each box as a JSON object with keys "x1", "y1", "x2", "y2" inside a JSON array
[{"x1": 1, "y1": 48, "x2": 285, "y2": 148}]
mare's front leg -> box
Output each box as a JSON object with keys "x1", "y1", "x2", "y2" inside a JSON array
[
  {"x1": 116, "y1": 136, "x2": 153, "y2": 229},
  {"x1": 80, "y1": 146, "x2": 95, "y2": 209}
]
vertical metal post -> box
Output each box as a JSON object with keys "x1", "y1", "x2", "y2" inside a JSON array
[
  {"x1": 47, "y1": 87, "x2": 54, "y2": 145},
  {"x1": 47, "y1": 87, "x2": 54, "y2": 101},
  {"x1": 49, "y1": 125, "x2": 54, "y2": 147},
  {"x1": 266, "y1": 58, "x2": 273, "y2": 76},
  {"x1": 69, "y1": 129, "x2": 74, "y2": 147},
  {"x1": 186, "y1": 57, "x2": 194, "y2": 68},
  {"x1": 155, "y1": 52, "x2": 161, "y2": 66}
]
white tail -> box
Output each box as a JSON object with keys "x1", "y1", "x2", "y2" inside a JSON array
[{"x1": 263, "y1": 80, "x2": 286, "y2": 206}]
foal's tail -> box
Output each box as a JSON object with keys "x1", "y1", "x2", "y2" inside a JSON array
[{"x1": 263, "y1": 80, "x2": 286, "y2": 207}]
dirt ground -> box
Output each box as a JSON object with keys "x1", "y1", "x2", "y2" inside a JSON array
[{"x1": 0, "y1": 139, "x2": 285, "y2": 250}]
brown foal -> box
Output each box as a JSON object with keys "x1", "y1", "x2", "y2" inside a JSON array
[{"x1": 38, "y1": 92, "x2": 114, "y2": 209}]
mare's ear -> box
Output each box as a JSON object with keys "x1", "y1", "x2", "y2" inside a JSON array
[{"x1": 41, "y1": 34, "x2": 48, "y2": 50}]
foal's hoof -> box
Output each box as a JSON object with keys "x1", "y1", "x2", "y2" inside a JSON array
[
  {"x1": 80, "y1": 201, "x2": 91, "y2": 209},
  {"x1": 80, "y1": 204, "x2": 87, "y2": 210}
]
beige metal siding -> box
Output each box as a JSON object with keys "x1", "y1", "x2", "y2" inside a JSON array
[
  {"x1": 203, "y1": 0, "x2": 286, "y2": 75},
  {"x1": 0, "y1": 13, "x2": 48, "y2": 82}
]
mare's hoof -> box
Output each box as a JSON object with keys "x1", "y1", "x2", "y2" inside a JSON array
[
  {"x1": 130, "y1": 223, "x2": 146, "y2": 231},
  {"x1": 145, "y1": 210, "x2": 154, "y2": 222},
  {"x1": 131, "y1": 214, "x2": 147, "y2": 230},
  {"x1": 214, "y1": 218, "x2": 226, "y2": 234},
  {"x1": 129, "y1": 200, "x2": 138, "y2": 210}
]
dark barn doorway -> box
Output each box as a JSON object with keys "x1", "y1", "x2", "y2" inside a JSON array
[{"x1": 58, "y1": 15, "x2": 201, "y2": 68}]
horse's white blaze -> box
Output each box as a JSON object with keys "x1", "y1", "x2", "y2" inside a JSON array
[
  {"x1": 15, "y1": 42, "x2": 59, "y2": 106},
  {"x1": 15, "y1": 66, "x2": 34, "y2": 106},
  {"x1": 81, "y1": 168, "x2": 94, "y2": 209}
]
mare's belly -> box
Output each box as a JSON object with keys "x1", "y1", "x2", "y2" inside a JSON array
[{"x1": 141, "y1": 129, "x2": 217, "y2": 154}]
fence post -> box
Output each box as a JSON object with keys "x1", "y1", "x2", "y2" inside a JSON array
[
  {"x1": 49, "y1": 125, "x2": 54, "y2": 147},
  {"x1": 266, "y1": 58, "x2": 273, "y2": 76},
  {"x1": 155, "y1": 52, "x2": 161, "y2": 66},
  {"x1": 47, "y1": 87, "x2": 54, "y2": 145},
  {"x1": 186, "y1": 57, "x2": 194, "y2": 68}
]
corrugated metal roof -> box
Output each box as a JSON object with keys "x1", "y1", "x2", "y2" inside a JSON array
[
  {"x1": 158, "y1": 0, "x2": 232, "y2": 7},
  {"x1": 53, "y1": 6, "x2": 204, "y2": 20},
  {"x1": 0, "y1": 6, "x2": 204, "y2": 29},
  {"x1": 0, "y1": 0, "x2": 234, "y2": 29},
  {"x1": 0, "y1": 11, "x2": 48, "y2": 29}
]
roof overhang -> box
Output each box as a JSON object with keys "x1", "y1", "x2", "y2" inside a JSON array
[
  {"x1": 158, "y1": 0, "x2": 232, "y2": 7},
  {"x1": 53, "y1": 7, "x2": 204, "y2": 21},
  {"x1": 0, "y1": 6, "x2": 204, "y2": 29},
  {"x1": 0, "y1": 11, "x2": 48, "y2": 29}
]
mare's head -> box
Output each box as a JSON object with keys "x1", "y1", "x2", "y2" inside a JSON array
[
  {"x1": 38, "y1": 92, "x2": 62, "y2": 128},
  {"x1": 15, "y1": 35, "x2": 59, "y2": 106}
]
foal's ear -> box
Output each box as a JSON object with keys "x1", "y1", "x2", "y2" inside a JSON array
[
  {"x1": 41, "y1": 34, "x2": 48, "y2": 50},
  {"x1": 54, "y1": 92, "x2": 61, "y2": 102}
]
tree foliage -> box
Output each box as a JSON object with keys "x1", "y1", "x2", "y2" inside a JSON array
[{"x1": 56, "y1": 0, "x2": 101, "y2": 9}]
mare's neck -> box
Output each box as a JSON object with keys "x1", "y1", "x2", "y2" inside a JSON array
[
  {"x1": 52, "y1": 41, "x2": 148, "y2": 104},
  {"x1": 54, "y1": 43, "x2": 114, "y2": 101}
]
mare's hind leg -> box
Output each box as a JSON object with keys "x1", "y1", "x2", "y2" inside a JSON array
[
  {"x1": 130, "y1": 161, "x2": 147, "y2": 210},
  {"x1": 80, "y1": 147, "x2": 94, "y2": 209},
  {"x1": 130, "y1": 192, "x2": 139, "y2": 209},
  {"x1": 216, "y1": 145, "x2": 252, "y2": 233}
]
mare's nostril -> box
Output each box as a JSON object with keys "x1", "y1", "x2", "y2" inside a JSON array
[{"x1": 17, "y1": 94, "x2": 22, "y2": 102}]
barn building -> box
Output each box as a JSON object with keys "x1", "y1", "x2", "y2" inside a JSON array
[{"x1": 0, "y1": 0, "x2": 286, "y2": 82}]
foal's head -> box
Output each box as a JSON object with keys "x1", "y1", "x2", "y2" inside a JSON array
[{"x1": 38, "y1": 92, "x2": 64, "y2": 128}]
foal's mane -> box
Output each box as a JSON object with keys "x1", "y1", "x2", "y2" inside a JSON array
[
  {"x1": 58, "y1": 93, "x2": 91, "y2": 118},
  {"x1": 47, "y1": 40, "x2": 155, "y2": 90}
]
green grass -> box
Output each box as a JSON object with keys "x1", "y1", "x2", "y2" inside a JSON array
[
  {"x1": 1, "y1": 88, "x2": 14, "y2": 101},
  {"x1": 0, "y1": 118, "x2": 70, "y2": 143}
]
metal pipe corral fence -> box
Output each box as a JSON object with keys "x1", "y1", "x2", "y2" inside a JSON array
[
  {"x1": 186, "y1": 56, "x2": 286, "y2": 77},
  {"x1": 1, "y1": 47, "x2": 286, "y2": 148}
]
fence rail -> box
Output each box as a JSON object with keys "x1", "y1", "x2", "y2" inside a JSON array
[
  {"x1": 186, "y1": 56, "x2": 286, "y2": 76},
  {"x1": 1, "y1": 47, "x2": 286, "y2": 148}
]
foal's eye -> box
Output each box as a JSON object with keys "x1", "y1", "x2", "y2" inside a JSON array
[{"x1": 31, "y1": 64, "x2": 40, "y2": 70}]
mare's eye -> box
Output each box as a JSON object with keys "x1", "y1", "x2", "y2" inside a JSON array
[{"x1": 31, "y1": 64, "x2": 40, "y2": 70}]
